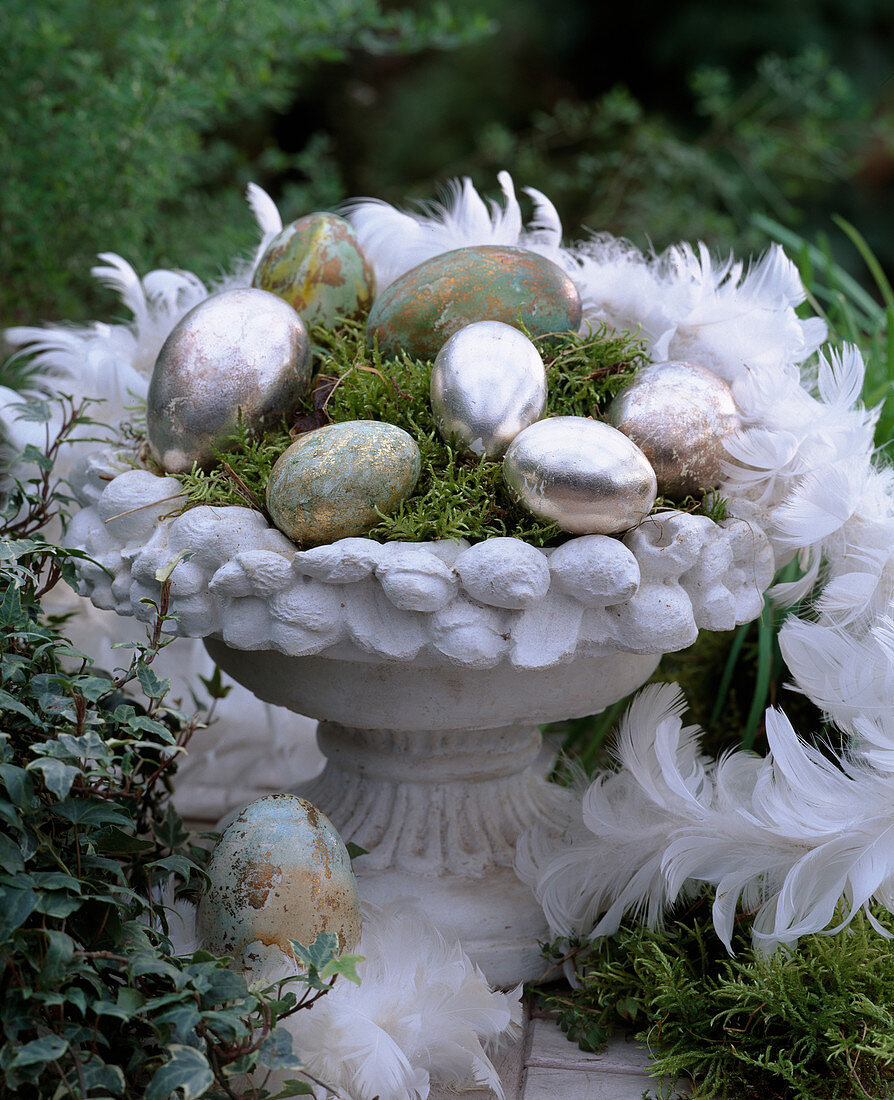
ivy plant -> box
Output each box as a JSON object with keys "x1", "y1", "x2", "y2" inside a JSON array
[{"x1": 0, "y1": 399, "x2": 361, "y2": 1098}]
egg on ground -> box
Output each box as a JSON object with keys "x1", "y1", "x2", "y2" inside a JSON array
[
  {"x1": 196, "y1": 793, "x2": 361, "y2": 976},
  {"x1": 253, "y1": 213, "x2": 375, "y2": 327},
  {"x1": 605, "y1": 361, "x2": 741, "y2": 498}
]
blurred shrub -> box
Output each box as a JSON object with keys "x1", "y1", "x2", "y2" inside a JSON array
[
  {"x1": 0, "y1": 0, "x2": 491, "y2": 325},
  {"x1": 471, "y1": 49, "x2": 894, "y2": 253}
]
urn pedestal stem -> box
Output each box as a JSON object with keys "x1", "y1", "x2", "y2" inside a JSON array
[{"x1": 296, "y1": 720, "x2": 574, "y2": 986}]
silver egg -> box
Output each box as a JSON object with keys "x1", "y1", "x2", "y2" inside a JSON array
[
  {"x1": 605, "y1": 361, "x2": 741, "y2": 499},
  {"x1": 147, "y1": 288, "x2": 311, "y2": 474},
  {"x1": 430, "y1": 321, "x2": 547, "y2": 458},
  {"x1": 503, "y1": 416, "x2": 657, "y2": 535}
]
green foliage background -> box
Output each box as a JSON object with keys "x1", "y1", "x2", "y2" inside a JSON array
[
  {"x1": 4, "y1": 4, "x2": 894, "y2": 1097},
  {"x1": 2, "y1": 0, "x2": 893, "y2": 326}
]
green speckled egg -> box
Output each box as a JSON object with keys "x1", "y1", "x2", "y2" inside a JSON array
[
  {"x1": 196, "y1": 794, "x2": 361, "y2": 973},
  {"x1": 253, "y1": 213, "x2": 375, "y2": 326},
  {"x1": 367, "y1": 245, "x2": 582, "y2": 360},
  {"x1": 267, "y1": 421, "x2": 421, "y2": 546}
]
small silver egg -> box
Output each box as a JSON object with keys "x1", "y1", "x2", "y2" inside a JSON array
[
  {"x1": 605, "y1": 361, "x2": 741, "y2": 498},
  {"x1": 147, "y1": 288, "x2": 311, "y2": 474},
  {"x1": 430, "y1": 321, "x2": 547, "y2": 457},
  {"x1": 503, "y1": 416, "x2": 657, "y2": 535}
]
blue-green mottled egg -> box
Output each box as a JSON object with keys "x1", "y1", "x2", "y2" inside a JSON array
[
  {"x1": 267, "y1": 421, "x2": 421, "y2": 546},
  {"x1": 253, "y1": 213, "x2": 375, "y2": 327},
  {"x1": 196, "y1": 794, "x2": 361, "y2": 972},
  {"x1": 367, "y1": 245, "x2": 582, "y2": 361}
]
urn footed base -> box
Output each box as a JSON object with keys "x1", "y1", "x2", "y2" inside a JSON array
[
  {"x1": 293, "y1": 720, "x2": 576, "y2": 986},
  {"x1": 206, "y1": 640, "x2": 663, "y2": 985}
]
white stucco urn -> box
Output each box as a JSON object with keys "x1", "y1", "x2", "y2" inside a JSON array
[{"x1": 68, "y1": 449, "x2": 774, "y2": 985}]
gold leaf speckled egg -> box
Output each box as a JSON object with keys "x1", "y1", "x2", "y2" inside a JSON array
[{"x1": 266, "y1": 421, "x2": 421, "y2": 546}]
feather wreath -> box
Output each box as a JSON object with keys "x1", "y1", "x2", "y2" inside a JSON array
[
  {"x1": 5, "y1": 173, "x2": 894, "y2": 1096},
  {"x1": 349, "y1": 176, "x2": 894, "y2": 952}
]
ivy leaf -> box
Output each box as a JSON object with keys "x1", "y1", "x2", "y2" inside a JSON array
[
  {"x1": 57, "y1": 730, "x2": 111, "y2": 759},
  {"x1": 152, "y1": 1001, "x2": 202, "y2": 1042},
  {"x1": 130, "y1": 714, "x2": 178, "y2": 742},
  {"x1": 320, "y1": 952, "x2": 364, "y2": 986},
  {"x1": 289, "y1": 932, "x2": 339, "y2": 972},
  {"x1": 54, "y1": 800, "x2": 131, "y2": 828},
  {"x1": 256, "y1": 1027, "x2": 304, "y2": 1072},
  {"x1": 0, "y1": 763, "x2": 34, "y2": 807},
  {"x1": 145, "y1": 1044, "x2": 214, "y2": 1100},
  {"x1": 153, "y1": 805, "x2": 189, "y2": 849},
  {"x1": 43, "y1": 929, "x2": 75, "y2": 970},
  {"x1": 136, "y1": 661, "x2": 171, "y2": 700},
  {"x1": 79, "y1": 1058, "x2": 127, "y2": 1095},
  {"x1": 198, "y1": 665, "x2": 231, "y2": 701},
  {"x1": 71, "y1": 675, "x2": 114, "y2": 702},
  {"x1": 26, "y1": 758, "x2": 81, "y2": 799},
  {"x1": 345, "y1": 842, "x2": 369, "y2": 860},
  {"x1": 148, "y1": 854, "x2": 194, "y2": 882},
  {"x1": 8, "y1": 1033, "x2": 68, "y2": 1069},
  {"x1": 0, "y1": 689, "x2": 40, "y2": 725},
  {"x1": 7, "y1": 398, "x2": 51, "y2": 423},
  {"x1": 269, "y1": 1081, "x2": 315, "y2": 1097},
  {"x1": 34, "y1": 891, "x2": 82, "y2": 919},
  {"x1": 0, "y1": 583, "x2": 23, "y2": 627},
  {"x1": 0, "y1": 834, "x2": 24, "y2": 874},
  {"x1": 94, "y1": 826, "x2": 155, "y2": 854},
  {"x1": 117, "y1": 987, "x2": 146, "y2": 1013},
  {"x1": 129, "y1": 951, "x2": 189, "y2": 988},
  {"x1": 0, "y1": 886, "x2": 38, "y2": 941},
  {"x1": 199, "y1": 966, "x2": 249, "y2": 1007},
  {"x1": 155, "y1": 550, "x2": 193, "y2": 584}
]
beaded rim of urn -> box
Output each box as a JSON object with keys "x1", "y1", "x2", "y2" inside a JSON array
[{"x1": 65, "y1": 447, "x2": 776, "y2": 672}]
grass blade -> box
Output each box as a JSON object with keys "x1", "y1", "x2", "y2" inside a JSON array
[
  {"x1": 741, "y1": 602, "x2": 774, "y2": 751},
  {"x1": 831, "y1": 215, "x2": 894, "y2": 310},
  {"x1": 709, "y1": 622, "x2": 751, "y2": 729}
]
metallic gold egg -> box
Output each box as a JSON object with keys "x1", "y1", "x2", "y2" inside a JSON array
[
  {"x1": 430, "y1": 321, "x2": 547, "y2": 458},
  {"x1": 367, "y1": 245, "x2": 582, "y2": 361},
  {"x1": 252, "y1": 212, "x2": 375, "y2": 326},
  {"x1": 605, "y1": 361, "x2": 741, "y2": 498},
  {"x1": 146, "y1": 288, "x2": 311, "y2": 474},
  {"x1": 196, "y1": 794, "x2": 361, "y2": 973},
  {"x1": 266, "y1": 420, "x2": 421, "y2": 546},
  {"x1": 503, "y1": 416, "x2": 657, "y2": 535}
]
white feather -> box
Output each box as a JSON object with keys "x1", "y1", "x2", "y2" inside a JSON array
[
  {"x1": 284, "y1": 906, "x2": 521, "y2": 1100},
  {"x1": 246, "y1": 182, "x2": 283, "y2": 237},
  {"x1": 517, "y1": 684, "x2": 713, "y2": 939},
  {"x1": 344, "y1": 173, "x2": 566, "y2": 293}
]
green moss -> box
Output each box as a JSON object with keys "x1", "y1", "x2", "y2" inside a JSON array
[
  {"x1": 176, "y1": 317, "x2": 651, "y2": 544},
  {"x1": 538, "y1": 900, "x2": 894, "y2": 1100}
]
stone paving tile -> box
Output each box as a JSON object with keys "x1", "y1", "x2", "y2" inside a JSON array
[
  {"x1": 429, "y1": 1008, "x2": 664, "y2": 1099},
  {"x1": 524, "y1": 1066, "x2": 655, "y2": 1099},
  {"x1": 526, "y1": 1017, "x2": 653, "y2": 1074}
]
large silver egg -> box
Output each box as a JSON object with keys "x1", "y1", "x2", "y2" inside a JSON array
[
  {"x1": 147, "y1": 288, "x2": 311, "y2": 474},
  {"x1": 605, "y1": 361, "x2": 741, "y2": 499},
  {"x1": 503, "y1": 416, "x2": 657, "y2": 535},
  {"x1": 430, "y1": 321, "x2": 547, "y2": 458}
]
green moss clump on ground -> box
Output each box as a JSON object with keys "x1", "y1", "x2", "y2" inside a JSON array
[
  {"x1": 176, "y1": 318, "x2": 649, "y2": 545},
  {"x1": 538, "y1": 899, "x2": 894, "y2": 1100}
]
